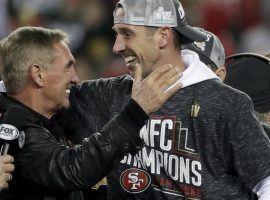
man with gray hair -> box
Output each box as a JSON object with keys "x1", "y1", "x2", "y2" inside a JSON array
[{"x1": 0, "y1": 26, "x2": 181, "y2": 199}]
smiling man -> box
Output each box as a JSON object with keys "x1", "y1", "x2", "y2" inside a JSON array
[
  {"x1": 0, "y1": 26, "x2": 181, "y2": 200},
  {"x1": 61, "y1": 0, "x2": 270, "y2": 199}
]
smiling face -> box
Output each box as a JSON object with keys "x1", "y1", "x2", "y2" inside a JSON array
[
  {"x1": 41, "y1": 41, "x2": 79, "y2": 113},
  {"x1": 112, "y1": 24, "x2": 161, "y2": 78}
]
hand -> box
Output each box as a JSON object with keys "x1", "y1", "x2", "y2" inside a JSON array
[
  {"x1": 0, "y1": 154, "x2": 14, "y2": 190},
  {"x1": 131, "y1": 64, "x2": 182, "y2": 114}
]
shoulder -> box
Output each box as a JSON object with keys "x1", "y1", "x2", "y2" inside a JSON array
[
  {"x1": 79, "y1": 74, "x2": 132, "y2": 91},
  {"x1": 195, "y1": 79, "x2": 254, "y2": 117},
  {"x1": 198, "y1": 79, "x2": 252, "y2": 104},
  {"x1": 69, "y1": 74, "x2": 132, "y2": 105}
]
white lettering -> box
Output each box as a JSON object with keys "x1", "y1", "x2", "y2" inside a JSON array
[
  {"x1": 192, "y1": 161, "x2": 202, "y2": 186},
  {"x1": 155, "y1": 150, "x2": 163, "y2": 175},
  {"x1": 168, "y1": 155, "x2": 179, "y2": 180},
  {"x1": 128, "y1": 172, "x2": 144, "y2": 189},
  {"x1": 149, "y1": 119, "x2": 161, "y2": 147},
  {"x1": 142, "y1": 148, "x2": 156, "y2": 173},
  {"x1": 160, "y1": 119, "x2": 172, "y2": 151},
  {"x1": 180, "y1": 157, "x2": 190, "y2": 184}
]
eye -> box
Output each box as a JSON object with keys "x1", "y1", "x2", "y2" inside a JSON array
[
  {"x1": 66, "y1": 60, "x2": 75, "y2": 70},
  {"x1": 122, "y1": 30, "x2": 133, "y2": 39}
]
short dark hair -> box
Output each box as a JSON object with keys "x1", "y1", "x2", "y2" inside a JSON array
[{"x1": 145, "y1": 27, "x2": 182, "y2": 50}]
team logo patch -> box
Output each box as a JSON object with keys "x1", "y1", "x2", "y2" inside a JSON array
[
  {"x1": 193, "y1": 41, "x2": 206, "y2": 51},
  {"x1": 18, "y1": 131, "x2": 25, "y2": 148},
  {"x1": 120, "y1": 168, "x2": 151, "y2": 193}
]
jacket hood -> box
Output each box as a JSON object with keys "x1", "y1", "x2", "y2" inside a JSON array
[{"x1": 166, "y1": 50, "x2": 219, "y2": 92}]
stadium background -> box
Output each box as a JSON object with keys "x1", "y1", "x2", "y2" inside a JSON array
[{"x1": 0, "y1": 0, "x2": 269, "y2": 80}]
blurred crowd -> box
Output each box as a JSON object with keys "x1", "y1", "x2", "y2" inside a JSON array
[{"x1": 0, "y1": 0, "x2": 270, "y2": 80}]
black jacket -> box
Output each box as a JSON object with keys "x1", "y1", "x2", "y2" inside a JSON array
[{"x1": 0, "y1": 92, "x2": 148, "y2": 200}]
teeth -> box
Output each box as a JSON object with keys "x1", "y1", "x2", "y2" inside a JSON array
[
  {"x1": 124, "y1": 56, "x2": 135, "y2": 64},
  {"x1": 65, "y1": 89, "x2": 70, "y2": 94}
]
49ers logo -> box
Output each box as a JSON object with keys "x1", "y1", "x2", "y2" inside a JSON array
[{"x1": 120, "y1": 168, "x2": 151, "y2": 193}]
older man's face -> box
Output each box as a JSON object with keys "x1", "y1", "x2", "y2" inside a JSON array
[{"x1": 41, "y1": 41, "x2": 79, "y2": 114}]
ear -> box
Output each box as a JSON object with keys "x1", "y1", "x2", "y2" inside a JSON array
[
  {"x1": 215, "y1": 67, "x2": 226, "y2": 81},
  {"x1": 30, "y1": 65, "x2": 44, "y2": 87},
  {"x1": 158, "y1": 27, "x2": 172, "y2": 48}
]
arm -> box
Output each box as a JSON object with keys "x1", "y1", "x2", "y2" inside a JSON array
[
  {"x1": 7, "y1": 64, "x2": 182, "y2": 190},
  {"x1": 226, "y1": 94, "x2": 270, "y2": 191},
  {"x1": 15, "y1": 99, "x2": 147, "y2": 190}
]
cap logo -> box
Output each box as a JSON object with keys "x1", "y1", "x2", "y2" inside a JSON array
[
  {"x1": 153, "y1": 7, "x2": 173, "y2": 24},
  {"x1": 115, "y1": 7, "x2": 125, "y2": 17},
  {"x1": 193, "y1": 41, "x2": 206, "y2": 51},
  {"x1": 198, "y1": 30, "x2": 211, "y2": 42},
  {"x1": 178, "y1": 4, "x2": 185, "y2": 19}
]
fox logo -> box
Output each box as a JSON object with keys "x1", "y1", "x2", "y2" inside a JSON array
[{"x1": 0, "y1": 124, "x2": 20, "y2": 140}]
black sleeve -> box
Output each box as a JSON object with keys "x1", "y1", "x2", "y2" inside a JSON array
[{"x1": 15, "y1": 99, "x2": 148, "y2": 191}]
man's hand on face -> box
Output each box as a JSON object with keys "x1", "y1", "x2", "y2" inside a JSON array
[{"x1": 131, "y1": 64, "x2": 182, "y2": 114}]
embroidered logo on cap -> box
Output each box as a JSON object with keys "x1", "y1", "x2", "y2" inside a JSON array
[
  {"x1": 153, "y1": 7, "x2": 173, "y2": 24},
  {"x1": 193, "y1": 41, "x2": 206, "y2": 51}
]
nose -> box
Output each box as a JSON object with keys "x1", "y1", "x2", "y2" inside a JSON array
[
  {"x1": 71, "y1": 68, "x2": 80, "y2": 84},
  {"x1": 113, "y1": 35, "x2": 125, "y2": 54}
]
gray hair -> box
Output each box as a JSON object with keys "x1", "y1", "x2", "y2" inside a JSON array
[{"x1": 0, "y1": 26, "x2": 69, "y2": 95}]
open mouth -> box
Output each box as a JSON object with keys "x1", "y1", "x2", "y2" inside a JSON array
[
  {"x1": 65, "y1": 89, "x2": 70, "y2": 95},
  {"x1": 124, "y1": 56, "x2": 136, "y2": 66}
]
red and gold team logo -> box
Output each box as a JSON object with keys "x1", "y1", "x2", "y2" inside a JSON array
[{"x1": 120, "y1": 168, "x2": 151, "y2": 193}]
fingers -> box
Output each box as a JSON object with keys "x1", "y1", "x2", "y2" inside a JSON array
[
  {"x1": 0, "y1": 155, "x2": 15, "y2": 173},
  {"x1": 131, "y1": 63, "x2": 182, "y2": 114},
  {"x1": 133, "y1": 63, "x2": 143, "y2": 85},
  {"x1": 2, "y1": 163, "x2": 15, "y2": 173},
  {"x1": 0, "y1": 155, "x2": 14, "y2": 164},
  {"x1": 0, "y1": 181, "x2": 9, "y2": 190},
  {"x1": 0, "y1": 172, "x2": 12, "y2": 190},
  {"x1": 2, "y1": 173, "x2": 12, "y2": 181},
  {"x1": 0, "y1": 160, "x2": 13, "y2": 190},
  {"x1": 144, "y1": 64, "x2": 173, "y2": 82},
  {"x1": 160, "y1": 71, "x2": 182, "y2": 92},
  {"x1": 148, "y1": 64, "x2": 182, "y2": 93},
  {"x1": 5, "y1": 173, "x2": 12, "y2": 181},
  {"x1": 163, "y1": 81, "x2": 182, "y2": 97}
]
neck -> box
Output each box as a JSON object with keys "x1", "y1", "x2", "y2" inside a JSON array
[
  {"x1": 160, "y1": 48, "x2": 186, "y2": 72},
  {"x1": 10, "y1": 88, "x2": 55, "y2": 119}
]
